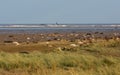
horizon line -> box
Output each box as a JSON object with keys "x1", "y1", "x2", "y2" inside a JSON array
[{"x1": 0, "y1": 23, "x2": 120, "y2": 25}]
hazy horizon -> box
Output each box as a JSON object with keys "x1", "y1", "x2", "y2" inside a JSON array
[{"x1": 1, "y1": 23, "x2": 120, "y2": 25}]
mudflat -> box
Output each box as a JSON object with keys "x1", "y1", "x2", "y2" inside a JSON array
[{"x1": 0, "y1": 29, "x2": 119, "y2": 53}]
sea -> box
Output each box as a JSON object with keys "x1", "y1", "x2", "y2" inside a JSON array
[{"x1": 0, "y1": 24, "x2": 120, "y2": 34}]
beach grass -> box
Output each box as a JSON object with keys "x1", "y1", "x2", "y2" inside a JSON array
[{"x1": 0, "y1": 39, "x2": 120, "y2": 75}]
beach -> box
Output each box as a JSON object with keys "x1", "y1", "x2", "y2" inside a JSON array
[
  {"x1": 0, "y1": 27, "x2": 120, "y2": 75},
  {"x1": 0, "y1": 27, "x2": 119, "y2": 52}
]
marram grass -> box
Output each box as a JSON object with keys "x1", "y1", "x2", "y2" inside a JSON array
[
  {"x1": 0, "y1": 39, "x2": 119, "y2": 75},
  {"x1": 0, "y1": 51, "x2": 120, "y2": 75}
]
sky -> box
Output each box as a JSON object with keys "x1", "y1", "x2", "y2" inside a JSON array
[{"x1": 0, "y1": 0, "x2": 120, "y2": 24}]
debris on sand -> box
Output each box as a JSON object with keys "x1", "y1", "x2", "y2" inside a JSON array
[
  {"x1": 13, "y1": 41, "x2": 20, "y2": 46},
  {"x1": 70, "y1": 44, "x2": 78, "y2": 47}
]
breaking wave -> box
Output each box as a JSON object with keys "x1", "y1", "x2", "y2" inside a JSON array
[{"x1": 0, "y1": 24, "x2": 120, "y2": 29}]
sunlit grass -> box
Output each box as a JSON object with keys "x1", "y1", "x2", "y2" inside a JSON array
[{"x1": 0, "y1": 39, "x2": 120, "y2": 75}]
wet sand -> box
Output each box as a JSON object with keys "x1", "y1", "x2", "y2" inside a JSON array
[
  {"x1": 0, "y1": 29, "x2": 119, "y2": 53},
  {"x1": 0, "y1": 30, "x2": 119, "y2": 43}
]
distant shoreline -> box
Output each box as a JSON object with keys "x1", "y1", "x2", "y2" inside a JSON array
[{"x1": 0, "y1": 24, "x2": 120, "y2": 29}]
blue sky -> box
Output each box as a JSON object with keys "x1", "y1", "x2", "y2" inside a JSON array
[{"x1": 0, "y1": 0, "x2": 120, "y2": 24}]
